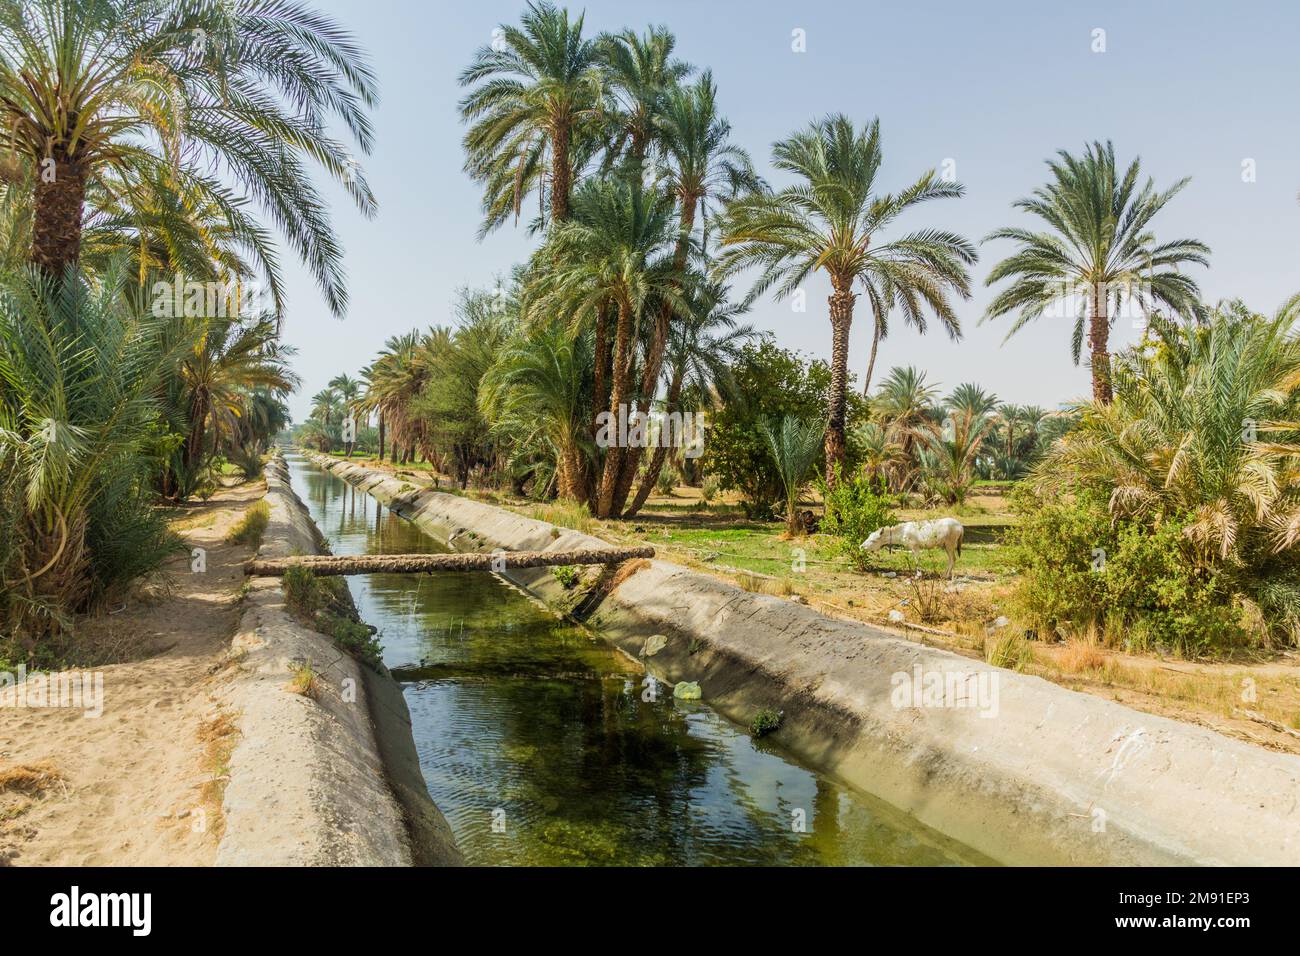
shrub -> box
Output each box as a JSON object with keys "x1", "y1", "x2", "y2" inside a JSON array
[
  {"x1": 700, "y1": 476, "x2": 720, "y2": 503},
  {"x1": 749, "y1": 708, "x2": 783, "y2": 738},
  {"x1": 655, "y1": 465, "x2": 675, "y2": 496},
  {"x1": 282, "y1": 565, "x2": 322, "y2": 615},
  {"x1": 704, "y1": 340, "x2": 868, "y2": 516},
  {"x1": 818, "y1": 467, "x2": 896, "y2": 571},
  {"x1": 227, "y1": 500, "x2": 270, "y2": 549},
  {"x1": 1007, "y1": 487, "x2": 1248, "y2": 655},
  {"x1": 552, "y1": 565, "x2": 579, "y2": 589}
]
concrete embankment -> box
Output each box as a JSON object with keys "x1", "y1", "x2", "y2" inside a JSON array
[
  {"x1": 215, "y1": 456, "x2": 460, "y2": 866},
  {"x1": 309, "y1": 452, "x2": 1300, "y2": 867}
]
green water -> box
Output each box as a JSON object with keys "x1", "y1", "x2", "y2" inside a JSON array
[{"x1": 290, "y1": 454, "x2": 989, "y2": 866}]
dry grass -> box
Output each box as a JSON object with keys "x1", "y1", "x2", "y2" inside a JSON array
[
  {"x1": 0, "y1": 761, "x2": 62, "y2": 795},
  {"x1": 1058, "y1": 639, "x2": 1109, "y2": 675},
  {"x1": 736, "y1": 570, "x2": 794, "y2": 596},
  {"x1": 196, "y1": 711, "x2": 240, "y2": 837},
  {"x1": 286, "y1": 661, "x2": 322, "y2": 700}
]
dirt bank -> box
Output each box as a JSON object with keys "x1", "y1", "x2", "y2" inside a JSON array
[
  {"x1": 0, "y1": 483, "x2": 262, "y2": 866},
  {"x1": 310, "y1": 452, "x2": 1300, "y2": 867},
  {"x1": 216, "y1": 455, "x2": 461, "y2": 866}
]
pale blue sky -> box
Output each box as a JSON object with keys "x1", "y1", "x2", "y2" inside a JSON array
[{"x1": 279, "y1": 0, "x2": 1300, "y2": 420}]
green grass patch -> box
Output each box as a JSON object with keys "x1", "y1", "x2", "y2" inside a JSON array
[{"x1": 227, "y1": 500, "x2": 270, "y2": 549}]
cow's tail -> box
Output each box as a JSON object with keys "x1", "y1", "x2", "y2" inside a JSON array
[{"x1": 957, "y1": 528, "x2": 963, "y2": 558}]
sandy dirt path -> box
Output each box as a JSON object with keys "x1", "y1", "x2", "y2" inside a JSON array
[{"x1": 0, "y1": 482, "x2": 264, "y2": 866}]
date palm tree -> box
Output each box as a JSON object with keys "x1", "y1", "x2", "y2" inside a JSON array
[
  {"x1": 527, "y1": 176, "x2": 683, "y2": 517},
  {"x1": 0, "y1": 0, "x2": 377, "y2": 313},
  {"x1": 759, "y1": 415, "x2": 826, "y2": 536},
  {"x1": 983, "y1": 141, "x2": 1209, "y2": 404},
  {"x1": 717, "y1": 115, "x2": 975, "y2": 480},
  {"x1": 460, "y1": 0, "x2": 602, "y2": 232},
  {"x1": 598, "y1": 25, "x2": 691, "y2": 169},
  {"x1": 624, "y1": 279, "x2": 754, "y2": 517},
  {"x1": 613, "y1": 72, "x2": 760, "y2": 507},
  {"x1": 480, "y1": 318, "x2": 593, "y2": 500}
]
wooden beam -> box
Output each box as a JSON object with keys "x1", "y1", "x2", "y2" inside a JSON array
[{"x1": 245, "y1": 546, "x2": 655, "y2": 577}]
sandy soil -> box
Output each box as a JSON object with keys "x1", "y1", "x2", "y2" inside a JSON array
[{"x1": 0, "y1": 482, "x2": 264, "y2": 866}]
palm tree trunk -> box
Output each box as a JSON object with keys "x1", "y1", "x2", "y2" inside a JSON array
[
  {"x1": 31, "y1": 148, "x2": 87, "y2": 278},
  {"x1": 862, "y1": 319, "x2": 881, "y2": 396},
  {"x1": 825, "y1": 287, "x2": 856, "y2": 483},
  {"x1": 1089, "y1": 288, "x2": 1113, "y2": 404},
  {"x1": 624, "y1": 369, "x2": 685, "y2": 518},
  {"x1": 597, "y1": 299, "x2": 635, "y2": 517},
  {"x1": 551, "y1": 122, "x2": 572, "y2": 223},
  {"x1": 588, "y1": 305, "x2": 611, "y2": 509},
  {"x1": 613, "y1": 198, "x2": 697, "y2": 516},
  {"x1": 377, "y1": 414, "x2": 385, "y2": 461}
]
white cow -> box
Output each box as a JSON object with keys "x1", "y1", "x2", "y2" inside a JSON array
[{"x1": 860, "y1": 518, "x2": 965, "y2": 580}]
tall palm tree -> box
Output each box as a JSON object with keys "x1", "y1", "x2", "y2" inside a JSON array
[
  {"x1": 598, "y1": 25, "x2": 691, "y2": 169},
  {"x1": 0, "y1": 0, "x2": 377, "y2": 312},
  {"x1": 527, "y1": 176, "x2": 683, "y2": 517},
  {"x1": 613, "y1": 73, "x2": 760, "y2": 506},
  {"x1": 983, "y1": 141, "x2": 1209, "y2": 404},
  {"x1": 459, "y1": 1, "x2": 602, "y2": 232},
  {"x1": 717, "y1": 115, "x2": 975, "y2": 480},
  {"x1": 624, "y1": 279, "x2": 754, "y2": 516}
]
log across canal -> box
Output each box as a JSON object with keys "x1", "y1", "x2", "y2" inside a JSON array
[{"x1": 245, "y1": 546, "x2": 656, "y2": 577}]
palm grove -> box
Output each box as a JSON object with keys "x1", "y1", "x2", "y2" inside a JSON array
[
  {"x1": 5, "y1": 2, "x2": 1300, "y2": 662},
  {"x1": 0, "y1": 0, "x2": 374, "y2": 658}
]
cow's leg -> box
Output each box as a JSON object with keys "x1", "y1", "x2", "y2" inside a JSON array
[{"x1": 946, "y1": 544, "x2": 956, "y2": 580}]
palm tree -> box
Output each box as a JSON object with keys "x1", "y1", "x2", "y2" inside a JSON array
[
  {"x1": 945, "y1": 383, "x2": 1000, "y2": 420},
  {"x1": 310, "y1": 389, "x2": 340, "y2": 427},
  {"x1": 717, "y1": 115, "x2": 975, "y2": 480},
  {"x1": 459, "y1": 1, "x2": 602, "y2": 232},
  {"x1": 527, "y1": 176, "x2": 683, "y2": 516},
  {"x1": 917, "y1": 405, "x2": 995, "y2": 505},
  {"x1": 328, "y1": 372, "x2": 362, "y2": 455},
  {"x1": 1042, "y1": 300, "x2": 1300, "y2": 564},
  {"x1": 0, "y1": 260, "x2": 181, "y2": 636},
  {"x1": 169, "y1": 316, "x2": 298, "y2": 496},
  {"x1": 873, "y1": 365, "x2": 939, "y2": 490},
  {"x1": 0, "y1": 0, "x2": 376, "y2": 312},
  {"x1": 983, "y1": 141, "x2": 1210, "y2": 404},
  {"x1": 759, "y1": 416, "x2": 826, "y2": 536},
  {"x1": 613, "y1": 72, "x2": 760, "y2": 507},
  {"x1": 598, "y1": 25, "x2": 691, "y2": 169},
  {"x1": 624, "y1": 280, "x2": 754, "y2": 516},
  {"x1": 480, "y1": 319, "x2": 592, "y2": 500}
]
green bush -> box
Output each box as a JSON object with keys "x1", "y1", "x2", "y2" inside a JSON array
[
  {"x1": 1007, "y1": 487, "x2": 1247, "y2": 655},
  {"x1": 282, "y1": 564, "x2": 322, "y2": 615},
  {"x1": 749, "y1": 708, "x2": 783, "y2": 738},
  {"x1": 704, "y1": 340, "x2": 868, "y2": 516},
  {"x1": 228, "y1": 500, "x2": 270, "y2": 549},
  {"x1": 552, "y1": 565, "x2": 579, "y2": 590},
  {"x1": 818, "y1": 467, "x2": 896, "y2": 571}
]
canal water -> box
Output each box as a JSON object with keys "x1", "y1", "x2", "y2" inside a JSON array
[{"x1": 289, "y1": 454, "x2": 989, "y2": 866}]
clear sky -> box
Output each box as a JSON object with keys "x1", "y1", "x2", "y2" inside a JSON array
[{"x1": 278, "y1": 0, "x2": 1300, "y2": 421}]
